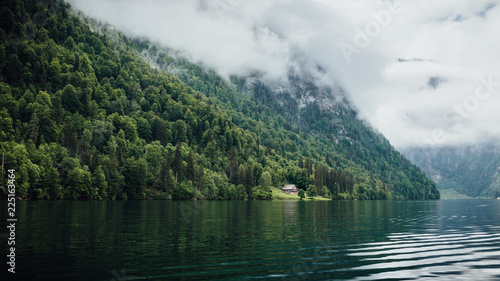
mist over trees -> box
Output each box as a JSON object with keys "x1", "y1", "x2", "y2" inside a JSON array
[{"x1": 0, "y1": 0, "x2": 439, "y2": 201}]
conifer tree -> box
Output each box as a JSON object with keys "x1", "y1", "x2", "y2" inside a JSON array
[
  {"x1": 229, "y1": 147, "x2": 238, "y2": 184},
  {"x1": 186, "y1": 150, "x2": 195, "y2": 182},
  {"x1": 173, "y1": 143, "x2": 183, "y2": 181},
  {"x1": 198, "y1": 163, "x2": 205, "y2": 191},
  {"x1": 245, "y1": 166, "x2": 254, "y2": 198}
]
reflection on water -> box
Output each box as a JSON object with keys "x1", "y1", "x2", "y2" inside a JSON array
[
  {"x1": 1, "y1": 200, "x2": 499, "y2": 280},
  {"x1": 346, "y1": 229, "x2": 500, "y2": 280}
]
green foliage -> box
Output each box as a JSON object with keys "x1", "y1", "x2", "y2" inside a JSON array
[
  {"x1": 172, "y1": 180, "x2": 194, "y2": 200},
  {"x1": 307, "y1": 185, "x2": 317, "y2": 199},
  {"x1": 0, "y1": 0, "x2": 438, "y2": 201},
  {"x1": 123, "y1": 157, "x2": 147, "y2": 199},
  {"x1": 64, "y1": 167, "x2": 92, "y2": 200},
  {"x1": 298, "y1": 189, "x2": 305, "y2": 200},
  {"x1": 259, "y1": 171, "x2": 273, "y2": 192},
  {"x1": 321, "y1": 186, "x2": 330, "y2": 199},
  {"x1": 252, "y1": 186, "x2": 272, "y2": 200}
]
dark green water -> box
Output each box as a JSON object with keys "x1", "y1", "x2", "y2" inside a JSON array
[{"x1": 2, "y1": 200, "x2": 500, "y2": 280}]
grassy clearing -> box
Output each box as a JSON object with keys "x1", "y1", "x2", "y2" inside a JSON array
[{"x1": 271, "y1": 187, "x2": 331, "y2": 201}]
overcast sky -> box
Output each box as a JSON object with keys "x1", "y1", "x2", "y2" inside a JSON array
[{"x1": 67, "y1": 0, "x2": 500, "y2": 149}]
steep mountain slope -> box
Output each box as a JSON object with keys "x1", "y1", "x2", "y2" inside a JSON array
[
  {"x1": 124, "y1": 37, "x2": 439, "y2": 200},
  {"x1": 403, "y1": 144, "x2": 500, "y2": 198},
  {"x1": 0, "y1": 0, "x2": 439, "y2": 200}
]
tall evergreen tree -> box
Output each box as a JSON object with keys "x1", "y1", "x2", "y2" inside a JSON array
[
  {"x1": 0, "y1": 0, "x2": 439, "y2": 201},
  {"x1": 160, "y1": 157, "x2": 174, "y2": 195},
  {"x1": 62, "y1": 120, "x2": 77, "y2": 156},
  {"x1": 229, "y1": 147, "x2": 238, "y2": 184},
  {"x1": 29, "y1": 112, "x2": 39, "y2": 145},
  {"x1": 160, "y1": 159, "x2": 168, "y2": 191},
  {"x1": 173, "y1": 143, "x2": 183, "y2": 182},
  {"x1": 90, "y1": 151, "x2": 99, "y2": 172},
  {"x1": 305, "y1": 158, "x2": 312, "y2": 175},
  {"x1": 245, "y1": 166, "x2": 254, "y2": 198},
  {"x1": 198, "y1": 163, "x2": 205, "y2": 191},
  {"x1": 186, "y1": 150, "x2": 195, "y2": 182}
]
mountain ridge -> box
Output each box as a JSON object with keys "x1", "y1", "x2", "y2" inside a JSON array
[
  {"x1": 403, "y1": 143, "x2": 500, "y2": 198},
  {"x1": 0, "y1": 0, "x2": 439, "y2": 200}
]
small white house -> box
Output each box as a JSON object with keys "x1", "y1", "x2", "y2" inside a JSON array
[{"x1": 282, "y1": 184, "x2": 298, "y2": 194}]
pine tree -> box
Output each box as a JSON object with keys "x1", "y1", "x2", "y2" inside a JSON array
[
  {"x1": 63, "y1": 120, "x2": 77, "y2": 156},
  {"x1": 166, "y1": 170, "x2": 175, "y2": 195},
  {"x1": 52, "y1": 96, "x2": 62, "y2": 126},
  {"x1": 333, "y1": 183, "x2": 339, "y2": 197},
  {"x1": 186, "y1": 150, "x2": 195, "y2": 182},
  {"x1": 74, "y1": 53, "x2": 80, "y2": 71},
  {"x1": 42, "y1": 157, "x2": 62, "y2": 200},
  {"x1": 29, "y1": 112, "x2": 39, "y2": 145},
  {"x1": 237, "y1": 166, "x2": 246, "y2": 187},
  {"x1": 173, "y1": 143, "x2": 183, "y2": 181},
  {"x1": 89, "y1": 151, "x2": 99, "y2": 172},
  {"x1": 79, "y1": 136, "x2": 91, "y2": 167},
  {"x1": 108, "y1": 155, "x2": 124, "y2": 199},
  {"x1": 256, "y1": 136, "x2": 261, "y2": 157},
  {"x1": 123, "y1": 158, "x2": 147, "y2": 199},
  {"x1": 160, "y1": 159, "x2": 168, "y2": 191},
  {"x1": 245, "y1": 166, "x2": 254, "y2": 198},
  {"x1": 198, "y1": 163, "x2": 205, "y2": 191},
  {"x1": 305, "y1": 158, "x2": 312, "y2": 175},
  {"x1": 229, "y1": 147, "x2": 238, "y2": 184},
  {"x1": 165, "y1": 150, "x2": 172, "y2": 173},
  {"x1": 160, "y1": 157, "x2": 174, "y2": 194},
  {"x1": 92, "y1": 167, "x2": 108, "y2": 199}
]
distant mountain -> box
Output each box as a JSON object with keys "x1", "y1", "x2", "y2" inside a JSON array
[
  {"x1": 403, "y1": 143, "x2": 500, "y2": 198},
  {"x1": 0, "y1": 0, "x2": 439, "y2": 200}
]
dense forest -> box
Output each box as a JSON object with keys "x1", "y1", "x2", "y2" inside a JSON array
[
  {"x1": 404, "y1": 144, "x2": 500, "y2": 198},
  {"x1": 0, "y1": 0, "x2": 439, "y2": 200}
]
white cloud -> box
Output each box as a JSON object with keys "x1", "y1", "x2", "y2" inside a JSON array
[{"x1": 67, "y1": 0, "x2": 500, "y2": 148}]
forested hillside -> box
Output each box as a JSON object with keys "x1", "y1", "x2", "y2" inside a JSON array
[
  {"x1": 404, "y1": 144, "x2": 500, "y2": 198},
  {"x1": 0, "y1": 0, "x2": 439, "y2": 200}
]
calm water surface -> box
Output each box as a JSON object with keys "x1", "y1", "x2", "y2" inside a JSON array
[{"x1": 2, "y1": 200, "x2": 500, "y2": 280}]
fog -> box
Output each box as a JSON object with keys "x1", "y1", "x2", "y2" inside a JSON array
[{"x1": 67, "y1": 0, "x2": 500, "y2": 149}]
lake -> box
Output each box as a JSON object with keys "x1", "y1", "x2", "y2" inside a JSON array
[{"x1": 2, "y1": 200, "x2": 500, "y2": 280}]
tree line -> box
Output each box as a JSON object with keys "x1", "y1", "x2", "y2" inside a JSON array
[{"x1": 0, "y1": 0, "x2": 439, "y2": 200}]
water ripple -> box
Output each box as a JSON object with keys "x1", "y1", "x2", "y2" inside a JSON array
[{"x1": 340, "y1": 227, "x2": 500, "y2": 280}]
